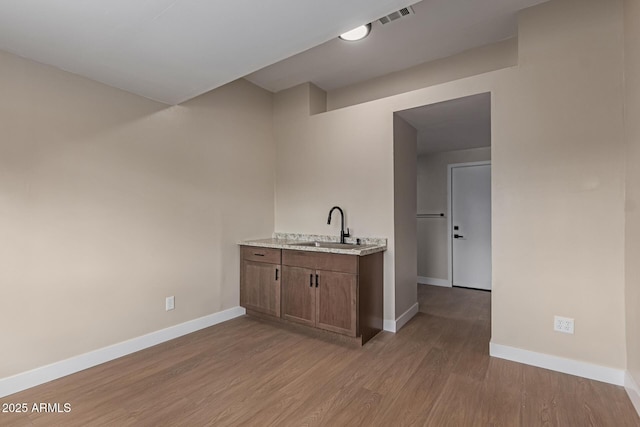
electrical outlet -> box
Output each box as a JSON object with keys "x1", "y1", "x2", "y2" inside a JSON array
[
  {"x1": 166, "y1": 296, "x2": 175, "y2": 311},
  {"x1": 554, "y1": 315, "x2": 574, "y2": 334}
]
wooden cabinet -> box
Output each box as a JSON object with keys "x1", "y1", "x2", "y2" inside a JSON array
[
  {"x1": 240, "y1": 245, "x2": 383, "y2": 345},
  {"x1": 282, "y1": 265, "x2": 357, "y2": 336},
  {"x1": 315, "y1": 270, "x2": 357, "y2": 336},
  {"x1": 281, "y1": 266, "x2": 316, "y2": 327},
  {"x1": 282, "y1": 249, "x2": 382, "y2": 344},
  {"x1": 240, "y1": 246, "x2": 281, "y2": 317}
]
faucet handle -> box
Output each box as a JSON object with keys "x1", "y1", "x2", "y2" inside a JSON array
[{"x1": 344, "y1": 228, "x2": 350, "y2": 238}]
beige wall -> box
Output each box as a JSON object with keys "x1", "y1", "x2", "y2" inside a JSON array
[
  {"x1": 490, "y1": 0, "x2": 625, "y2": 368},
  {"x1": 417, "y1": 147, "x2": 491, "y2": 280},
  {"x1": 274, "y1": 0, "x2": 628, "y2": 368},
  {"x1": 625, "y1": 0, "x2": 640, "y2": 390},
  {"x1": 274, "y1": 83, "x2": 398, "y2": 320},
  {"x1": 393, "y1": 115, "x2": 418, "y2": 317},
  {"x1": 326, "y1": 38, "x2": 517, "y2": 111},
  {"x1": 0, "y1": 51, "x2": 275, "y2": 378}
]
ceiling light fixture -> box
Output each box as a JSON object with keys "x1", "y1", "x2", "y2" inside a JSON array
[{"x1": 339, "y1": 23, "x2": 372, "y2": 41}]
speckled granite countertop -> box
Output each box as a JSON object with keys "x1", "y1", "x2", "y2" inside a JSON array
[{"x1": 239, "y1": 233, "x2": 387, "y2": 256}]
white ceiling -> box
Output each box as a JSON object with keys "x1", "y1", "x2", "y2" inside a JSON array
[
  {"x1": 396, "y1": 93, "x2": 491, "y2": 156},
  {"x1": 0, "y1": 0, "x2": 547, "y2": 105},
  {"x1": 246, "y1": 0, "x2": 548, "y2": 93},
  {"x1": 0, "y1": 0, "x2": 415, "y2": 105}
]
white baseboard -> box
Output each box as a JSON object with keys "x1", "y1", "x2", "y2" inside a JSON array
[
  {"x1": 489, "y1": 341, "x2": 625, "y2": 386},
  {"x1": 396, "y1": 302, "x2": 419, "y2": 331},
  {"x1": 418, "y1": 276, "x2": 451, "y2": 287},
  {"x1": 626, "y1": 371, "x2": 640, "y2": 418},
  {"x1": 383, "y1": 302, "x2": 419, "y2": 333},
  {"x1": 383, "y1": 319, "x2": 396, "y2": 333},
  {"x1": 0, "y1": 306, "x2": 246, "y2": 398}
]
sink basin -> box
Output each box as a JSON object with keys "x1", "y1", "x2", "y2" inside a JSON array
[{"x1": 290, "y1": 241, "x2": 361, "y2": 249}]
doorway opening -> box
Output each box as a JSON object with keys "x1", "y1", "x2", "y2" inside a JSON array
[{"x1": 394, "y1": 92, "x2": 492, "y2": 328}]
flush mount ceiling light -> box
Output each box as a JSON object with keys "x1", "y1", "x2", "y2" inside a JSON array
[{"x1": 339, "y1": 23, "x2": 372, "y2": 41}]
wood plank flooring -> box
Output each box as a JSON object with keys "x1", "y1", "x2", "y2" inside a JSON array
[{"x1": 2, "y1": 285, "x2": 638, "y2": 426}]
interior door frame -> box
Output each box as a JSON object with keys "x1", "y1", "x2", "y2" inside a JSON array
[{"x1": 447, "y1": 160, "x2": 492, "y2": 287}]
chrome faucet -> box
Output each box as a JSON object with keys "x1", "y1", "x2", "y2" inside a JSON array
[{"x1": 327, "y1": 206, "x2": 350, "y2": 244}]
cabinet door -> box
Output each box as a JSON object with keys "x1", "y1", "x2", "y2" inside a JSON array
[
  {"x1": 316, "y1": 270, "x2": 357, "y2": 337},
  {"x1": 241, "y1": 260, "x2": 280, "y2": 317},
  {"x1": 282, "y1": 266, "x2": 316, "y2": 327}
]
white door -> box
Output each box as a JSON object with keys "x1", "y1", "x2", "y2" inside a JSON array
[{"x1": 451, "y1": 163, "x2": 491, "y2": 290}]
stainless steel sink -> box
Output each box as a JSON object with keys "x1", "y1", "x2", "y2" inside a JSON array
[{"x1": 290, "y1": 241, "x2": 361, "y2": 249}]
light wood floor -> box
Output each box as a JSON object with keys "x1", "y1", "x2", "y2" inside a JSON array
[{"x1": 2, "y1": 285, "x2": 639, "y2": 426}]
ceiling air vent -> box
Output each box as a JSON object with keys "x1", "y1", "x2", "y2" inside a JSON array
[{"x1": 378, "y1": 6, "x2": 415, "y2": 25}]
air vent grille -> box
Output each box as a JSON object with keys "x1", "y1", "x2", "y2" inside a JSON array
[{"x1": 379, "y1": 6, "x2": 415, "y2": 25}]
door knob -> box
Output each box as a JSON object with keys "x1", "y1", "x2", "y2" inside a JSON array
[{"x1": 454, "y1": 234, "x2": 464, "y2": 239}]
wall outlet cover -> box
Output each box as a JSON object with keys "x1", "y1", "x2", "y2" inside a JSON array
[
  {"x1": 166, "y1": 296, "x2": 175, "y2": 311},
  {"x1": 554, "y1": 315, "x2": 574, "y2": 334}
]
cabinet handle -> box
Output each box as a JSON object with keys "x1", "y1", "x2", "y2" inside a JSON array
[
  {"x1": 254, "y1": 253, "x2": 265, "y2": 257},
  {"x1": 310, "y1": 274, "x2": 313, "y2": 287},
  {"x1": 275, "y1": 268, "x2": 279, "y2": 281},
  {"x1": 315, "y1": 274, "x2": 319, "y2": 288}
]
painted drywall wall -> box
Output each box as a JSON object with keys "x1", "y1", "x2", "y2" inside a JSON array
[
  {"x1": 417, "y1": 147, "x2": 491, "y2": 281},
  {"x1": 326, "y1": 38, "x2": 517, "y2": 111},
  {"x1": 274, "y1": 0, "x2": 627, "y2": 367},
  {"x1": 490, "y1": 0, "x2": 626, "y2": 369},
  {"x1": 393, "y1": 115, "x2": 418, "y2": 317},
  {"x1": 309, "y1": 83, "x2": 328, "y2": 115},
  {"x1": 0, "y1": 51, "x2": 275, "y2": 378},
  {"x1": 625, "y1": 0, "x2": 640, "y2": 395},
  {"x1": 274, "y1": 83, "x2": 398, "y2": 320}
]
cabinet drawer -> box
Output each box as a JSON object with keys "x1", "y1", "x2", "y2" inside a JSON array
[
  {"x1": 241, "y1": 246, "x2": 281, "y2": 264},
  {"x1": 282, "y1": 249, "x2": 358, "y2": 274}
]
